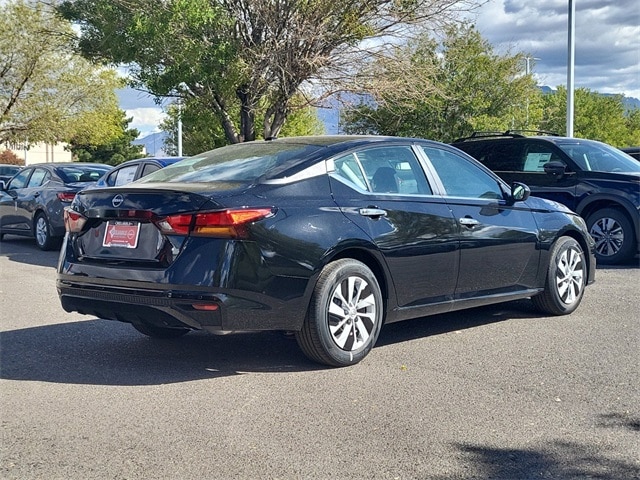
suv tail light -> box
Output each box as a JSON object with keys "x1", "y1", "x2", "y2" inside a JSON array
[{"x1": 155, "y1": 208, "x2": 274, "y2": 238}]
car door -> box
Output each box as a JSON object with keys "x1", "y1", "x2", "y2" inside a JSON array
[
  {"x1": 418, "y1": 145, "x2": 541, "y2": 299},
  {"x1": 329, "y1": 144, "x2": 459, "y2": 315},
  {"x1": 0, "y1": 167, "x2": 35, "y2": 233}
]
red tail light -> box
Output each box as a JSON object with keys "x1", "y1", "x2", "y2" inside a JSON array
[
  {"x1": 64, "y1": 208, "x2": 87, "y2": 233},
  {"x1": 155, "y1": 208, "x2": 274, "y2": 238},
  {"x1": 57, "y1": 192, "x2": 76, "y2": 203}
]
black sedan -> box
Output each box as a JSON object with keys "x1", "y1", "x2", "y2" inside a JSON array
[
  {"x1": 57, "y1": 136, "x2": 595, "y2": 366},
  {"x1": 0, "y1": 162, "x2": 110, "y2": 250}
]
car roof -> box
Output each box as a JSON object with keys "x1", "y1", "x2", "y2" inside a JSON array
[{"x1": 118, "y1": 157, "x2": 186, "y2": 168}]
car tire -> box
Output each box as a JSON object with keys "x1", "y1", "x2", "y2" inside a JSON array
[
  {"x1": 295, "y1": 259, "x2": 383, "y2": 367},
  {"x1": 33, "y1": 212, "x2": 57, "y2": 251},
  {"x1": 132, "y1": 322, "x2": 191, "y2": 339},
  {"x1": 532, "y1": 236, "x2": 586, "y2": 315},
  {"x1": 586, "y1": 208, "x2": 635, "y2": 265}
]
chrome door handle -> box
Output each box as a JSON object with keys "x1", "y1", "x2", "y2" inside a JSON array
[
  {"x1": 459, "y1": 217, "x2": 480, "y2": 227},
  {"x1": 359, "y1": 208, "x2": 387, "y2": 218}
]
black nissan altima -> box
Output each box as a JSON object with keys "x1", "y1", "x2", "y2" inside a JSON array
[{"x1": 57, "y1": 136, "x2": 596, "y2": 366}]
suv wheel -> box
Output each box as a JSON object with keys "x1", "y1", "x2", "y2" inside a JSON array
[{"x1": 587, "y1": 208, "x2": 635, "y2": 265}]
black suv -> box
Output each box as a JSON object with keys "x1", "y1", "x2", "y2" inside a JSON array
[{"x1": 452, "y1": 132, "x2": 640, "y2": 265}]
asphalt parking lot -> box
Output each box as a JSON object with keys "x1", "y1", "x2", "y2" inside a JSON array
[{"x1": 1, "y1": 236, "x2": 639, "y2": 479}]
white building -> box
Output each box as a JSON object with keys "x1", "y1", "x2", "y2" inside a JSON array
[{"x1": 6, "y1": 142, "x2": 73, "y2": 165}]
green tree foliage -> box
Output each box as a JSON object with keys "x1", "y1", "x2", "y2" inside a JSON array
[
  {"x1": 58, "y1": 0, "x2": 482, "y2": 144},
  {"x1": 67, "y1": 111, "x2": 143, "y2": 165},
  {"x1": 0, "y1": 1, "x2": 125, "y2": 146},
  {"x1": 539, "y1": 86, "x2": 640, "y2": 146},
  {"x1": 343, "y1": 24, "x2": 540, "y2": 142},
  {"x1": 161, "y1": 95, "x2": 324, "y2": 155}
]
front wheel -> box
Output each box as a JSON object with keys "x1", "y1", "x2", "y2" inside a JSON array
[
  {"x1": 587, "y1": 208, "x2": 635, "y2": 265},
  {"x1": 296, "y1": 259, "x2": 383, "y2": 367},
  {"x1": 532, "y1": 236, "x2": 586, "y2": 315}
]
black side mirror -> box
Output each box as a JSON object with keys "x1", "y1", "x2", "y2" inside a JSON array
[
  {"x1": 543, "y1": 160, "x2": 567, "y2": 177},
  {"x1": 0, "y1": 180, "x2": 6, "y2": 191},
  {"x1": 511, "y1": 182, "x2": 530, "y2": 202}
]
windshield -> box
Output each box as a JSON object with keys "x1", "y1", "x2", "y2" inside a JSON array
[
  {"x1": 556, "y1": 140, "x2": 640, "y2": 173},
  {"x1": 138, "y1": 142, "x2": 325, "y2": 184}
]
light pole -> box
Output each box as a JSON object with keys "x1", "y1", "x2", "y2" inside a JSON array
[
  {"x1": 567, "y1": 0, "x2": 576, "y2": 137},
  {"x1": 524, "y1": 56, "x2": 540, "y2": 128},
  {"x1": 177, "y1": 100, "x2": 183, "y2": 157}
]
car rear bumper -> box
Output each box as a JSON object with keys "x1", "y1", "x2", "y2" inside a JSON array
[{"x1": 57, "y1": 278, "x2": 307, "y2": 332}]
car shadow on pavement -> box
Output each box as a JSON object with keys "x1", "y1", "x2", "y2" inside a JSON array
[
  {"x1": 376, "y1": 299, "x2": 540, "y2": 347},
  {"x1": 0, "y1": 319, "x2": 324, "y2": 385},
  {"x1": 0, "y1": 235, "x2": 60, "y2": 268},
  {"x1": 0, "y1": 301, "x2": 540, "y2": 386}
]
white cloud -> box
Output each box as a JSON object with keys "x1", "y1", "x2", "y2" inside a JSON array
[{"x1": 473, "y1": 0, "x2": 640, "y2": 99}]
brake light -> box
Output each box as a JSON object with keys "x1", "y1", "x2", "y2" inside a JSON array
[
  {"x1": 57, "y1": 192, "x2": 76, "y2": 203},
  {"x1": 156, "y1": 208, "x2": 274, "y2": 238},
  {"x1": 63, "y1": 208, "x2": 87, "y2": 233}
]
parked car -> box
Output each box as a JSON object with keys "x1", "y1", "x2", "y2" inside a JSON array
[
  {"x1": 0, "y1": 165, "x2": 22, "y2": 184},
  {"x1": 620, "y1": 146, "x2": 640, "y2": 161},
  {"x1": 0, "y1": 162, "x2": 110, "y2": 250},
  {"x1": 57, "y1": 136, "x2": 595, "y2": 367},
  {"x1": 452, "y1": 132, "x2": 640, "y2": 265},
  {"x1": 93, "y1": 156, "x2": 186, "y2": 188}
]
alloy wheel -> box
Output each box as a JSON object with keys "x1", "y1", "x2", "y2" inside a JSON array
[
  {"x1": 327, "y1": 275, "x2": 377, "y2": 351},
  {"x1": 589, "y1": 216, "x2": 624, "y2": 258},
  {"x1": 555, "y1": 246, "x2": 585, "y2": 306}
]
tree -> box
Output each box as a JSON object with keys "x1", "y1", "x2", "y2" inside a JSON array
[
  {"x1": 160, "y1": 95, "x2": 325, "y2": 155},
  {"x1": 539, "y1": 87, "x2": 640, "y2": 146},
  {"x1": 0, "y1": 1, "x2": 125, "y2": 146},
  {"x1": 67, "y1": 111, "x2": 144, "y2": 164},
  {"x1": 342, "y1": 24, "x2": 541, "y2": 142},
  {"x1": 58, "y1": 0, "x2": 483, "y2": 144}
]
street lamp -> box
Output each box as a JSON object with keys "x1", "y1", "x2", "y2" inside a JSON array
[{"x1": 567, "y1": 0, "x2": 576, "y2": 137}]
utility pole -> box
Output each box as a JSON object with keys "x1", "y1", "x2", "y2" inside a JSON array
[{"x1": 567, "y1": 0, "x2": 576, "y2": 137}]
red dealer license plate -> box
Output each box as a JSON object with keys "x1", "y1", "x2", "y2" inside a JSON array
[{"x1": 103, "y1": 221, "x2": 140, "y2": 248}]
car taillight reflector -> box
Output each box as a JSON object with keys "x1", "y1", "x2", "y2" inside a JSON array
[
  {"x1": 156, "y1": 208, "x2": 274, "y2": 238},
  {"x1": 64, "y1": 208, "x2": 87, "y2": 233},
  {"x1": 57, "y1": 192, "x2": 76, "y2": 203}
]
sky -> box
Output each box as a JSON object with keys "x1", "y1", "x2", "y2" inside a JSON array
[{"x1": 119, "y1": 0, "x2": 640, "y2": 138}]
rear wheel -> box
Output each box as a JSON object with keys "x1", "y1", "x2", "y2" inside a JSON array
[
  {"x1": 296, "y1": 259, "x2": 383, "y2": 367},
  {"x1": 34, "y1": 212, "x2": 57, "y2": 251},
  {"x1": 132, "y1": 322, "x2": 190, "y2": 339},
  {"x1": 587, "y1": 208, "x2": 635, "y2": 265},
  {"x1": 532, "y1": 236, "x2": 586, "y2": 315}
]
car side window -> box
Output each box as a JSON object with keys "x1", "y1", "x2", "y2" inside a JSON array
[
  {"x1": 421, "y1": 146, "x2": 503, "y2": 200},
  {"x1": 140, "y1": 164, "x2": 161, "y2": 178},
  {"x1": 7, "y1": 168, "x2": 31, "y2": 190},
  {"x1": 27, "y1": 168, "x2": 49, "y2": 187},
  {"x1": 522, "y1": 142, "x2": 563, "y2": 172},
  {"x1": 109, "y1": 164, "x2": 138, "y2": 186},
  {"x1": 469, "y1": 142, "x2": 525, "y2": 172},
  {"x1": 357, "y1": 146, "x2": 432, "y2": 195},
  {"x1": 333, "y1": 154, "x2": 368, "y2": 190}
]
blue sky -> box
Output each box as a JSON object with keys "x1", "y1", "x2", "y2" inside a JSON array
[{"x1": 119, "y1": 0, "x2": 640, "y2": 138}]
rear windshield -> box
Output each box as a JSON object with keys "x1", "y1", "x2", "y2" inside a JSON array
[
  {"x1": 556, "y1": 140, "x2": 640, "y2": 173},
  {"x1": 57, "y1": 165, "x2": 110, "y2": 183},
  {"x1": 138, "y1": 142, "x2": 325, "y2": 184}
]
